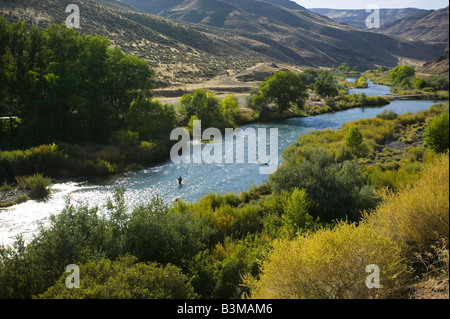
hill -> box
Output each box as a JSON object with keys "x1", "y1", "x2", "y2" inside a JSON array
[
  {"x1": 418, "y1": 50, "x2": 450, "y2": 75},
  {"x1": 1, "y1": 0, "x2": 447, "y2": 86},
  {"x1": 310, "y1": 8, "x2": 421, "y2": 30},
  {"x1": 0, "y1": 0, "x2": 263, "y2": 86},
  {"x1": 377, "y1": 6, "x2": 449, "y2": 44},
  {"x1": 121, "y1": 0, "x2": 446, "y2": 70}
]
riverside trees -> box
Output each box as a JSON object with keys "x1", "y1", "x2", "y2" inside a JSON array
[{"x1": 0, "y1": 18, "x2": 171, "y2": 149}]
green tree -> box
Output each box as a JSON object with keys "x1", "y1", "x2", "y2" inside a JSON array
[
  {"x1": 0, "y1": 21, "x2": 156, "y2": 147},
  {"x1": 180, "y1": 89, "x2": 222, "y2": 126},
  {"x1": 220, "y1": 95, "x2": 240, "y2": 124},
  {"x1": 246, "y1": 222, "x2": 406, "y2": 299},
  {"x1": 413, "y1": 76, "x2": 426, "y2": 89},
  {"x1": 337, "y1": 63, "x2": 351, "y2": 73},
  {"x1": 270, "y1": 148, "x2": 377, "y2": 221},
  {"x1": 389, "y1": 65, "x2": 415, "y2": 87},
  {"x1": 424, "y1": 113, "x2": 449, "y2": 153},
  {"x1": 345, "y1": 127, "x2": 364, "y2": 148},
  {"x1": 314, "y1": 76, "x2": 339, "y2": 98},
  {"x1": 127, "y1": 97, "x2": 176, "y2": 141},
  {"x1": 257, "y1": 71, "x2": 308, "y2": 113},
  {"x1": 299, "y1": 68, "x2": 319, "y2": 86}
]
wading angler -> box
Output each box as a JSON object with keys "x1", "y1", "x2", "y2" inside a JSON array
[{"x1": 170, "y1": 120, "x2": 279, "y2": 174}]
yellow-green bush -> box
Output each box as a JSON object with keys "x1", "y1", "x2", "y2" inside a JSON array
[
  {"x1": 246, "y1": 222, "x2": 406, "y2": 299},
  {"x1": 364, "y1": 155, "x2": 449, "y2": 252}
]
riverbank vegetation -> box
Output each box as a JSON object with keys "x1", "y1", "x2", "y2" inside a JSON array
[
  {"x1": 1, "y1": 103, "x2": 448, "y2": 299},
  {"x1": 363, "y1": 65, "x2": 449, "y2": 100},
  {"x1": 0, "y1": 18, "x2": 177, "y2": 184}
]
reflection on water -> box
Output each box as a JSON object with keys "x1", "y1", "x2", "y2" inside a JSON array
[{"x1": 0, "y1": 79, "x2": 446, "y2": 245}]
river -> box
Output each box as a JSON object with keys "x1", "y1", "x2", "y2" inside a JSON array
[{"x1": 0, "y1": 80, "x2": 446, "y2": 246}]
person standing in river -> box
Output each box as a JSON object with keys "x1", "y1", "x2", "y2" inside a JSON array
[{"x1": 177, "y1": 176, "x2": 183, "y2": 186}]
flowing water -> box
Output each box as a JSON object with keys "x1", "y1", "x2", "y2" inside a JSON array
[{"x1": 0, "y1": 80, "x2": 446, "y2": 246}]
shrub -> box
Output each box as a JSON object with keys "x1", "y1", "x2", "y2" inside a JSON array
[
  {"x1": 364, "y1": 156, "x2": 449, "y2": 253},
  {"x1": 270, "y1": 148, "x2": 379, "y2": 221},
  {"x1": 15, "y1": 173, "x2": 52, "y2": 199},
  {"x1": 355, "y1": 76, "x2": 368, "y2": 88},
  {"x1": 124, "y1": 197, "x2": 205, "y2": 266},
  {"x1": 246, "y1": 222, "x2": 406, "y2": 299},
  {"x1": 424, "y1": 113, "x2": 449, "y2": 153},
  {"x1": 377, "y1": 110, "x2": 398, "y2": 120},
  {"x1": 36, "y1": 256, "x2": 198, "y2": 299}
]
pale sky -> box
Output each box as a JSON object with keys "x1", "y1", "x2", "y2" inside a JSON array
[{"x1": 295, "y1": 0, "x2": 449, "y2": 9}]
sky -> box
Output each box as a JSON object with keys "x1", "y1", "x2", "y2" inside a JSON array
[{"x1": 295, "y1": 0, "x2": 449, "y2": 9}]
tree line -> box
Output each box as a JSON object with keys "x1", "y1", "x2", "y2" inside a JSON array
[{"x1": 0, "y1": 17, "x2": 175, "y2": 149}]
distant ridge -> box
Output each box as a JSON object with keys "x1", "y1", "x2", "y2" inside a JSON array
[
  {"x1": 310, "y1": 8, "x2": 421, "y2": 30},
  {"x1": 121, "y1": 0, "x2": 446, "y2": 69},
  {"x1": 1, "y1": 0, "x2": 447, "y2": 86},
  {"x1": 378, "y1": 6, "x2": 449, "y2": 45}
]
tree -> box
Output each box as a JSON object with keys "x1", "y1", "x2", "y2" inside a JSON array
[
  {"x1": 337, "y1": 63, "x2": 351, "y2": 73},
  {"x1": 127, "y1": 97, "x2": 176, "y2": 141},
  {"x1": 424, "y1": 113, "x2": 449, "y2": 153},
  {"x1": 299, "y1": 68, "x2": 319, "y2": 86},
  {"x1": 257, "y1": 71, "x2": 309, "y2": 113},
  {"x1": 0, "y1": 21, "x2": 156, "y2": 147},
  {"x1": 220, "y1": 95, "x2": 240, "y2": 124},
  {"x1": 180, "y1": 89, "x2": 222, "y2": 126},
  {"x1": 388, "y1": 65, "x2": 415, "y2": 87},
  {"x1": 314, "y1": 76, "x2": 339, "y2": 98},
  {"x1": 345, "y1": 127, "x2": 364, "y2": 149},
  {"x1": 413, "y1": 76, "x2": 426, "y2": 89}
]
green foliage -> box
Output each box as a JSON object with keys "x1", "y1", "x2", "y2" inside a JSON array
[
  {"x1": 0, "y1": 20, "x2": 155, "y2": 148},
  {"x1": 270, "y1": 148, "x2": 379, "y2": 221},
  {"x1": 15, "y1": 173, "x2": 52, "y2": 199},
  {"x1": 180, "y1": 89, "x2": 223, "y2": 127},
  {"x1": 127, "y1": 97, "x2": 176, "y2": 141},
  {"x1": 388, "y1": 65, "x2": 415, "y2": 89},
  {"x1": 220, "y1": 95, "x2": 240, "y2": 125},
  {"x1": 255, "y1": 71, "x2": 309, "y2": 113},
  {"x1": 377, "y1": 110, "x2": 398, "y2": 120},
  {"x1": 364, "y1": 156, "x2": 449, "y2": 253},
  {"x1": 123, "y1": 197, "x2": 206, "y2": 267},
  {"x1": 37, "y1": 256, "x2": 198, "y2": 299},
  {"x1": 355, "y1": 76, "x2": 368, "y2": 88},
  {"x1": 345, "y1": 127, "x2": 364, "y2": 148},
  {"x1": 299, "y1": 68, "x2": 319, "y2": 86},
  {"x1": 424, "y1": 113, "x2": 450, "y2": 153},
  {"x1": 314, "y1": 78, "x2": 339, "y2": 98},
  {"x1": 336, "y1": 94, "x2": 391, "y2": 110}
]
